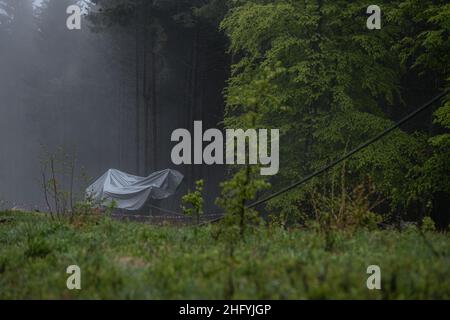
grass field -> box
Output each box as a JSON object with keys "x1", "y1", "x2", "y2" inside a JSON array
[{"x1": 0, "y1": 210, "x2": 449, "y2": 299}]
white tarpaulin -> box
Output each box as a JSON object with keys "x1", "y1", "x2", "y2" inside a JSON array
[{"x1": 86, "y1": 169, "x2": 184, "y2": 210}]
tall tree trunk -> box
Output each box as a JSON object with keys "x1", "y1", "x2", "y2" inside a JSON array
[
  {"x1": 151, "y1": 34, "x2": 158, "y2": 171},
  {"x1": 190, "y1": 27, "x2": 200, "y2": 187},
  {"x1": 135, "y1": 4, "x2": 141, "y2": 174},
  {"x1": 143, "y1": 15, "x2": 149, "y2": 173}
]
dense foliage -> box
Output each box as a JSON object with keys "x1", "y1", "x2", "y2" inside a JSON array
[{"x1": 219, "y1": 0, "x2": 449, "y2": 227}]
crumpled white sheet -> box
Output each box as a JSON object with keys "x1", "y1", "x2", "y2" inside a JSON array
[{"x1": 86, "y1": 168, "x2": 184, "y2": 210}]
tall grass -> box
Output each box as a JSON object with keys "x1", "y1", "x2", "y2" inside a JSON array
[{"x1": 0, "y1": 211, "x2": 448, "y2": 299}]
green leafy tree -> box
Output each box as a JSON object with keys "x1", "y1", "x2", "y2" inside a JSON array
[
  {"x1": 389, "y1": 0, "x2": 449, "y2": 225},
  {"x1": 221, "y1": 0, "x2": 449, "y2": 227},
  {"x1": 217, "y1": 165, "x2": 270, "y2": 239},
  {"x1": 181, "y1": 179, "x2": 205, "y2": 225}
]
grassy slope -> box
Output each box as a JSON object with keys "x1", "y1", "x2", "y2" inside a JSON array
[{"x1": 0, "y1": 211, "x2": 449, "y2": 299}]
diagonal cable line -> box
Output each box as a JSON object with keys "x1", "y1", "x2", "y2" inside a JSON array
[
  {"x1": 142, "y1": 89, "x2": 449, "y2": 224},
  {"x1": 202, "y1": 88, "x2": 449, "y2": 225},
  {"x1": 248, "y1": 88, "x2": 449, "y2": 208}
]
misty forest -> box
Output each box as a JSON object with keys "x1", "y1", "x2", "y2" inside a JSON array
[{"x1": 0, "y1": 0, "x2": 449, "y2": 299}]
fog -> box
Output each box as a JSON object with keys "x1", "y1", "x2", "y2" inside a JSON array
[{"x1": 0, "y1": 0, "x2": 228, "y2": 213}]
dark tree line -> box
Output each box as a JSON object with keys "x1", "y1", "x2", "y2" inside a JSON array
[{"x1": 89, "y1": 0, "x2": 230, "y2": 212}]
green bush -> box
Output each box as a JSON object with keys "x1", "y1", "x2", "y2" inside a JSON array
[
  {"x1": 181, "y1": 180, "x2": 204, "y2": 225},
  {"x1": 422, "y1": 216, "x2": 436, "y2": 232},
  {"x1": 25, "y1": 236, "x2": 52, "y2": 259}
]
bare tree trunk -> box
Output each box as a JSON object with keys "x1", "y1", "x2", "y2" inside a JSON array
[
  {"x1": 135, "y1": 3, "x2": 141, "y2": 175},
  {"x1": 151, "y1": 31, "x2": 158, "y2": 171},
  {"x1": 190, "y1": 27, "x2": 200, "y2": 186},
  {"x1": 143, "y1": 20, "x2": 149, "y2": 173},
  {"x1": 41, "y1": 169, "x2": 53, "y2": 218},
  {"x1": 69, "y1": 151, "x2": 75, "y2": 215},
  {"x1": 50, "y1": 157, "x2": 59, "y2": 217}
]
